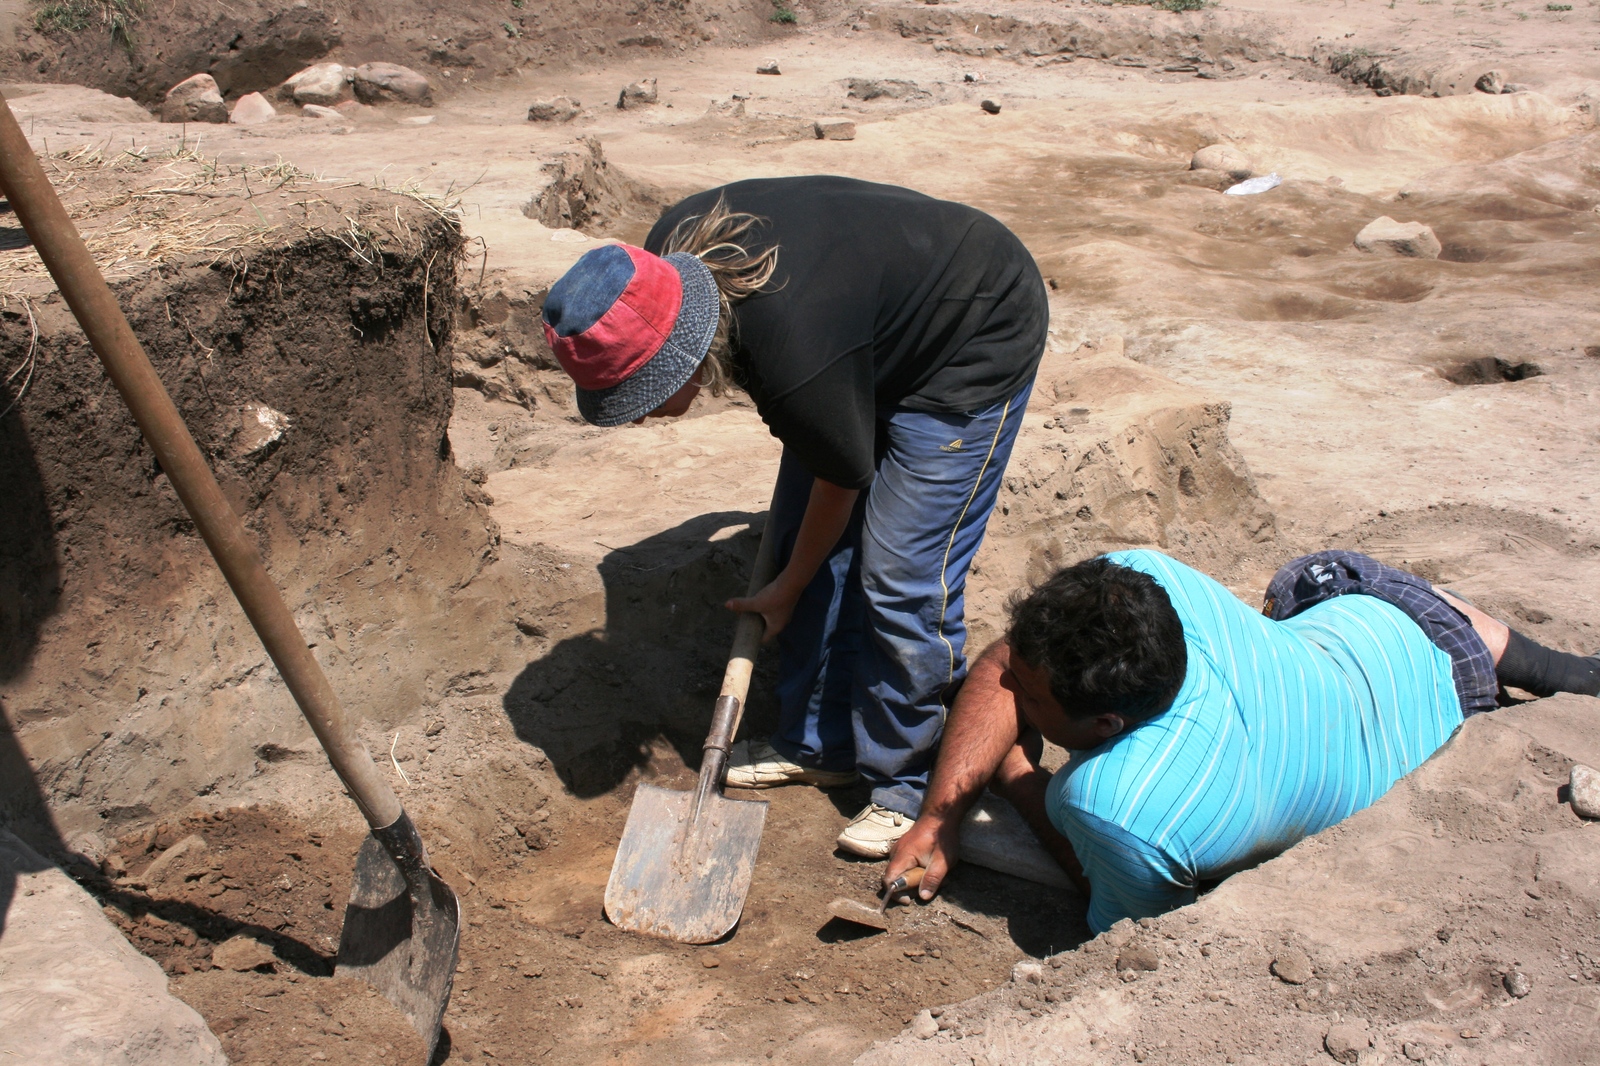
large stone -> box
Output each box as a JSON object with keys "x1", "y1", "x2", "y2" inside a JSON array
[
  {"x1": 527, "y1": 96, "x2": 580, "y2": 123},
  {"x1": 1570, "y1": 763, "x2": 1600, "y2": 819},
  {"x1": 1191, "y1": 143, "x2": 1254, "y2": 181},
  {"x1": 352, "y1": 62, "x2": 434, "y2": 106},
  {"x1": 282, "y1": 62, "x2": 351, "y2": 107},
  {"x1": 229, "y1": 91, "x2": 277, "y2": 125},
  {"x1": 0, "y1": 830, "x2": 227, "y2": 1065},
  {"x1": 160, "y1": 73, "x2": 227, "y2": 124},
  {"x1": 616, "y1": 78, "x2": 658, "y2": 109},
  {"x1": 1354, "y1": 216, "x2": 1442, "y2": 259}
]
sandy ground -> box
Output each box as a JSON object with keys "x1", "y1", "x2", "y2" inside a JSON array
[{"x1": 3, "y1": 1, "x2": 1600, "y2": 1063}]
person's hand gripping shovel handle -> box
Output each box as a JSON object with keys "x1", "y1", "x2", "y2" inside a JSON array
[{"x1": 0, "y1": 91, "x2": 458, "y2": 1063}]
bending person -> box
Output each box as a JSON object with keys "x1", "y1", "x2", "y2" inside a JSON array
[
  {"x1": 540, "y1": 177, "x2": 1048, "y2": 857},
  {"x1": 886, "y1": 548, "x2": 1599, "y2": 931}
]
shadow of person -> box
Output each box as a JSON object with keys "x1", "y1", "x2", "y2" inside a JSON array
[
  {"x1": 0, "y1": 402, "x2": 69, "y2": 936},
  {"x1": 502, "y1": 509, "x2": 783, "y2": 799}
]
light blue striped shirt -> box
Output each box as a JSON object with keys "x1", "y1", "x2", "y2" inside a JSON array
[{"x1": 1045, "y1": 550, "x2": 1463, "y2": 933}]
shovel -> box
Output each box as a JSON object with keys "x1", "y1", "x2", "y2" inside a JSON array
[
  {"x1": 603, "y1": 504, "x2": 778, "y2": 943},
  {"x1": 0, "y1": 91, "x2": 458, "y2": 1062}
]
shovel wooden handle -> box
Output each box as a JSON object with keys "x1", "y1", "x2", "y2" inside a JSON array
[
  {"x1": 0, "y1": 90, "x2": 403, "y2": 832},
  {"x1": 705, "y1": 510, "x2": 781, "y2": 754}
]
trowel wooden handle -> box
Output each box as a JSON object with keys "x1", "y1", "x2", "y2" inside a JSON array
[{"x1": 887, "y1": 867, "x2": 926, "y2": 897}]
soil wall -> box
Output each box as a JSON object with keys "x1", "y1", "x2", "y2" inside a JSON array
[{"x1": 0, "y1": 154, "x2": 495, "y2": 861}]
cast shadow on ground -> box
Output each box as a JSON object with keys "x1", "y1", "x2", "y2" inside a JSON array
[
  {"x1": 502, "y1": 509, "x2": 781, "y2": 798},
  {"x1": 0, "y1": 406, "x2": 68, "y2": 935}
]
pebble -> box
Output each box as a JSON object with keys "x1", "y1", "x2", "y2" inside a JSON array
[
  {"x1": 700, "y1": 953, "x2": 721, "y2": 969},
  {"x1": 1271, "y1": 948, "x2": 1313, "y2": 985},
  {"x1": 1323, "y1": 1024, "x2": 1371, "y2": 1064},
  {"x1": 909, "y1": 1009, "x2": 939, "y2": 1040},
  {"x1": 1569, "y1": 764, "x2": 1600, "y2": 819},
  {"x1": 617, "y1": 78, "x2": 659, "y2": 109},
  {"x1": 1505, "y1": 969, "x2": 1532, "y2": 998},
  {"x1": 980, "y1": 99, "x2": 1001, "y2": 115},
  {"x1": 1191, "y1": 143, "x2": 1254, "y2": 182},
  {"x1": 1354, "y1": 216, "x2": 1442, "y2": 259},
  {"x1": 1011, "y1": 960, "x2": 1044, "y2": 984},
  {"x1": 757, "y1": 59, "x2": 781, "y2": 75},
  {"x1": 1475, "y1": 69, "x2": 1505, "y2": 94},
  {"x1": 212, "y1": 935, "x2": 277, "y2": 972},
  {"x1": 527, "y1": 96, "x2": 580, "y2": 123}
]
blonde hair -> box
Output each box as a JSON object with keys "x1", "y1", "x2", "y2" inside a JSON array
[{"x1": 659, "y1": 195, "x2": 779, "y2": 396}]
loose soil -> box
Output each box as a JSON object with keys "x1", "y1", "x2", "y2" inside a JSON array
[{"x1": 2, "y1": 2, "x2": 1599, "y2": 1065}]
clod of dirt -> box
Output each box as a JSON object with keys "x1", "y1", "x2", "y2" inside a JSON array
[
  {"x1": 1569, "y1": 763, "x2": 1600, "y2": 819},
  {"x1": 980, "y1": 99, "x2": 1001, "y2": 115},
  {"x1": 528, "y1": 96, "x2": 581, "y2": 122},
  {"x1": 1115, "y1": 945, "x2": 1160, "y2": 972},
  {"x1": 617, "y1": 78, "x2": 658, "y2": 109},
  {"x1": 814, "y1": 119, "x2": 856, "y2": 140},
  {"x1": 1441, "y1": 356, "x2": 1545, "y2": 385},
  {"x1": 1270, "y1": 948, "x2": 1313, "y2": 985},
  {"x1": 1504, "y1": 969, "x2": 1533, "y2": 998},
  {"x1": 161, "y1": 73, "x2": 227, "y2": 124},
  {"x1": 212, "y1": 935, "x2": 277, "y2": 972},
  {"x1": 1324, "y1": 1024, "x2": 1372, "y2": 1064},
  {"x1": 1191, "y1": 143, "x2": 1254, "y2": 182},
  {"x1": 1354, "y1": 216, "x2": 1442, "y2": 259}
]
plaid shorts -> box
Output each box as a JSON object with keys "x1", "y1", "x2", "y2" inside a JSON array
[{"x1": 1263, "y1": 550, "x2": 1498, "y2": 718}]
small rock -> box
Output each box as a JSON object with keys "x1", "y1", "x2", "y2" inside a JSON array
[
  {"x1": 1324, "y1": 1024, "x2": 1371, "y2": 1064},
  {"x1": 909, "y1": 1009, "x2": 939, "y2": 1040},
  {"x1": 301, "y1": 104, "x2": 346, "y2": 121},
  {"x1": 814, "y1": 120, "x2": 856, "y2": 141},
  {"x1": 229, "y1": 92, "x2": 277, "y2": 126},
  {"x1": 161, "y1": 73, "x2": 227, "y2": 124},
  {"x1": 980, "y1": 99, "x2": 1001, "y2": 115},
  {"x1": 700, "y1": 953, "x2": 721, "y2": 969},
  {"x1": 1570, "y1": 764, "x2": 1600, "y2": 819},
  {"x1": 1475, "y1": 69, "x2": 1505, "y2": 94},
  {"x1": 352, "y1": 62, "x2": 434, "y2": 106},
  {"x1": 1271, "y1": 948, "x2": 1314, "y2": 985},
  {"x1": 1504, "y1": 969, "x2": 1532, "y2": 998},
  {"x1": 1402, "y1": 1042, "x2": 1428, "y2": 1062},
  {"x1": 1354, "y1": 216, "x2": 1442, "y2": 259},
  {"x1": 527, "y1": 96, "x2": 580, "y2": 122},
  {"x1": 757, "y1": 59, "x2": 781, "y2": 75},
  {"x1": 213, "y1": 935, "x2": 277, "y2": 972},
  {"x1": 617, "y1": 78, "x2": 658, "y2": 109},
  {"x1": 1011, "y1": 960, "x2": 1044, "y2": 984},
  {"x1": 282, "y1": 62, "x2": 351, "y2": 107},
  {"x1": 1104, "y1": 918, "x2": 1136, "y2": 949},
  {"x1": 141, "y1": 833, "x2": 207, "y2": 885},
  {"x1": 400, "y1": 115, "x2": 435, "y2": 126},
  {"x1": 1191, "y1": 143, "x2": 1254, "y2": 182},
  {"x1": 1116, "y1": 945, "x2": 1160, "y2": 973},
  {"x1": 846, "y1": 77, "x2": 924, "y2": 102}
]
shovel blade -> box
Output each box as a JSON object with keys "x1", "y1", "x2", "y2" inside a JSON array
[
  {"x1": 336, "y1": 831, "x2": 462, "y2": 1063},
  {"x1": 605, "y1": 781, "x2": 768, "y2": 944}
]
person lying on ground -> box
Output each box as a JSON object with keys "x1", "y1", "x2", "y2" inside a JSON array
[
  {"x1": 540, "y1": 176, "x2": 1048, "y2": 857},
  {"x1": 885, "y1": 548, "x2": 1600, "y2": 932}
]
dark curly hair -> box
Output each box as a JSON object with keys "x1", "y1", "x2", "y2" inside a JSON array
[{"x1": 1006, "y1": 557, "x2": 1188, "y2": 725}]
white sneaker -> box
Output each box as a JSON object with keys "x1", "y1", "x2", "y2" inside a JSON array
[
  {"x1": 722, "y1": 739, "x2": 860, "y2": 789},
  {"x1": 835, "y1": 803, "x2": 914, "y2": 859}
]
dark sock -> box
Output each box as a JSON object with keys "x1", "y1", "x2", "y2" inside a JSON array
[{"x1": 1496, "y1": 629, "x2": 1600, "y2": 698}]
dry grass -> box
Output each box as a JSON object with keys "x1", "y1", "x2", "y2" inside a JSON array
[{"x1": 0, "y1": 139, "x2": 464, "y2": 287}]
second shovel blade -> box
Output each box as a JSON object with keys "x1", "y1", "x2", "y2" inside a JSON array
[{"x1": 604, "y1": 781, "x2": 768, "y2": 944}]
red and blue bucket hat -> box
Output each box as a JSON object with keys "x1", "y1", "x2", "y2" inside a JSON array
[{"x1": 541, "y1": 243, "x2": 719, "y2": 426}]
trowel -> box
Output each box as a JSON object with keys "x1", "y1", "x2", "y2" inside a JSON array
[{"x1": 827, "y1": 867, "x2": 925, "y2": 932}]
